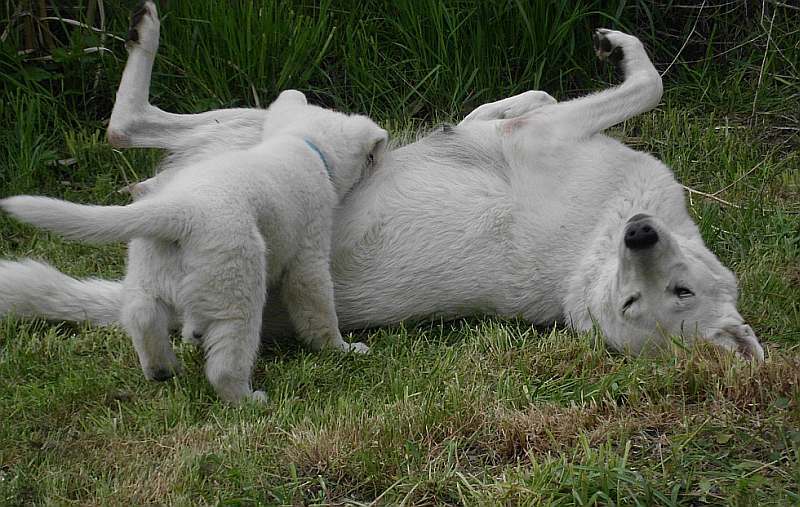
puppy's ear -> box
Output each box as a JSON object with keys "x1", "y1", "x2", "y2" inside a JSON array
[
  {"x1": 368, "y1": 128, "x2": 389, "y2": 164},
  {"x1": 275, "y1": 89, "x2": 307, "y2": 106}
]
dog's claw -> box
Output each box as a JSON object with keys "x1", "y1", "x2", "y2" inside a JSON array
[
  {"x1": 333, "y1": 341, "x2": 370, "y2": 354},
  {"x1": 347, "y1": 342, "x2": 370, "y2": 354}
]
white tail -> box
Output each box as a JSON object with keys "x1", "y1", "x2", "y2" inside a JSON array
[
  {"x1": 0, "y1": 196, "x2": 187, "y2": 244},
  {"x1": 0, "y1": 259, "x2": 122, "y2": 325}
]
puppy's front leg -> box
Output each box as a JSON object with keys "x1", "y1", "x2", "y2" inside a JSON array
[
  {"x1": 281, "y1": 254, "x2": 369, "y2": 354},
  {"x1": 107, "y1": 0, "x2": 162, "y2": 148}
]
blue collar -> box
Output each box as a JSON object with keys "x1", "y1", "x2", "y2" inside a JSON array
[{"x1": 304, "y1": 139, "x2": 332, "y2": 178}]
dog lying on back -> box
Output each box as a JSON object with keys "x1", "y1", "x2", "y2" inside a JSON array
[
  {"x1": 0, "y1": 2, "x2": 764, "y2": 374},
  {"x1": 1, "y1": 91, "x2": 388, "y2": 403}
]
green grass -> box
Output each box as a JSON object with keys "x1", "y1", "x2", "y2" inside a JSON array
[{"x1": 1, "y1": 1, "x2": 799, "y2": 505}]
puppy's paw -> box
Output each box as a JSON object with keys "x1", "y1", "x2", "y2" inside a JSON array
[
  {"x1": 181, "y1": 324, "x2": 203, "y2": 346},
  {"x1": 144, "y1": 364, "x2": 180, "y2": 381},
  {"x1": 250, "y1": 390, "x2": 268, "y2": 404},
  {"x1": 126, "y1": 0, "x2": 160, "y2": 53},
  {"x1": 142, "y1": 349, "x2": 181, "y2": 381},
  {"x1": 343, "y1": 341, "x2": 370, "y2": 354},
  {"x1": 181, "y1": 332, "x2": 202, "y2": 346}
]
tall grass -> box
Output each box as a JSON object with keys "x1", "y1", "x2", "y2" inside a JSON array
[{"x1": 4, "y1": 1, "x2": 797, "y2": 120}]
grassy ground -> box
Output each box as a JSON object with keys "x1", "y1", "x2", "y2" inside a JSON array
[{"x1": 1, "y1": 1, "x2": 799, "y2": 505}]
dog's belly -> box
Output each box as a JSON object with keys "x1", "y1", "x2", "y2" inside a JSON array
[
  {"x1": 330, "y1": 157, "x2": 510, "y2": 327},
  {"x1": 327, "y1": 133, "x2": 646, "y2": 330}
]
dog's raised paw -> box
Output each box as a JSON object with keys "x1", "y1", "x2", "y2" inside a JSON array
[
  {"x1": 126, "y1": 0, "x2": 159, "y2": 52},
  {"x1": 593, "y1": 29, "x2": 625, "y2": 65}
]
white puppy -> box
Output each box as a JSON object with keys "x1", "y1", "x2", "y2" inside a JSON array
[{"x1": 1, "y1": 92, "x2": 388, "y2": 403}]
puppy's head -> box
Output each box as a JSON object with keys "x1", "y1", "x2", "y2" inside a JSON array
[
  {"x1": 320, "y1": 114, "x2": 388, "y2": 197},
  {"x1": 263, "y1": 92, "x2": 388, "y2": 197}
]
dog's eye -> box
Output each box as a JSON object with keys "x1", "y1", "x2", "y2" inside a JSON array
[
  {"x1": 674, "y1": 287, "x2": 694, "y2": 299},
  {"x1": 622, "y1": 295, "x2": 638, "y2": 313},
  {"x1": 367, "y1": 153, "x2": 374, "y2": 166}
]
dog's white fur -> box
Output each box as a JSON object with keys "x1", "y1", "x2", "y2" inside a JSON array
[
  {"x1": 0, "y1": 3, "x2": 764, "y2": 369},
  {"x1": 2, "y1": 90, "x2": 387, "y2": 403}
]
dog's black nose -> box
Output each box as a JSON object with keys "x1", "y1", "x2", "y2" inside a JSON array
[{"x1": 624, "y1": 220, "x2": 659, "y2": 249}]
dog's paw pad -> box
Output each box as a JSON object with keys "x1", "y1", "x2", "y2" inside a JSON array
[
  {"x1": 127, "y1": 2, "x2": 147, "y2": 43},
  {"x1": 593, "y1": 29, "x2": 625, "y2": 65},
  {"x1": 126, "y1": 0, "x2": 159, "y2": 50}
]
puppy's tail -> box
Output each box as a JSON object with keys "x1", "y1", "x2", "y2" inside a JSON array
[
  {"x1": 0, "y1": 196, "x2": 187, "y2": 244},
  {"x1": 0, "y1": 259, "x2": 122, "y2": 325}
]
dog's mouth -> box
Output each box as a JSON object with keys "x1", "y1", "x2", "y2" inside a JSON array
[{"x1": 708, "y1": 324, "x2": 764, "y2": 362}]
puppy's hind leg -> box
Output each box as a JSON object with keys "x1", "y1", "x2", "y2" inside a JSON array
[
  {"x1": 121, "y1": 291, "x2": 179, "y2": 381},
  {"x1": 183, "y1": 226, "x2": 267, "y2": 404},
  {"x1": 202, "y1": 317, "x2": 266, "y2": 404}
]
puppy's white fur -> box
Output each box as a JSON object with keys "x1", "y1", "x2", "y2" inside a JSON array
[
  {"x1": 0, "y1": 4, "x2": 764, "y2": 372},
  {"x1": 2, "y1": 91, "x2": 387, "y2": 403}
]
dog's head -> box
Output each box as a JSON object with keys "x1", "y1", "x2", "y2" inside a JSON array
[
  {"x1": 261, "y1": 90, "x2": 388, "y2": 197},
  {"x1": 587, "y1": 213, "x2": 763, "y2": 360}
]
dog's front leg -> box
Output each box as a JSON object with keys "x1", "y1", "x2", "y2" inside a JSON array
[
  {"x1": 459, "y1": 90, "x2": 557, "y2": 125},
  {"x1": 511, "y1": 30, "x2": 662, "y2": 140},
  {"x1": 107, "y1": 1, "x2": 265, "y2": 151}
]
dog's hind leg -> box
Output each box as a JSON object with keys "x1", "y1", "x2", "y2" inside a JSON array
[
  {"x1": 509, "y1": 29, "x2": 662, "y2": 140},
  {"x1": 121, "y1": 290, "x2": 179, "y2": 381},
  {"x1": 107, "y1": 1, "x2": 266, "y2": 151}
]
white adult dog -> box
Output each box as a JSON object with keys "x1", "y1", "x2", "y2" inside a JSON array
[
  {"x1": 0, "y1": 1, "x2": 764, "y2": 362},
  {"x1": 2, "y1": 93, "x2": 386, "y2": 403}
]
